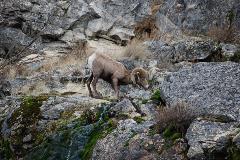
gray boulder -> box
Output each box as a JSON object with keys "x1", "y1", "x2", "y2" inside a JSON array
[
  {"x1": 186, "y1": 120, "x2": 239, "y2": 160},
  {"x1": 0, "y1": 79, "x2": 11, "y2": 99},
  {"x1": 161, "y1": 62, "x2": 240, "y2": 121},
  {"x1": 0, "y1": 0, "x2": 153, "y2": 56},
  {"x1": 221, "y1": 43, "x2": 239, "y2": 58},
  {"x1": 233, "y1": 132, "x2": 240, "y2": 149},
  {"x1": 40, "y1": 95, "x2": 108, "y2": 120},
  {"x1": 157, "y1": 0, "x2": 240, "y2": 34},
  {"x1": 146, "y1": 39, "x2": 218, "y2": 63},
  {"x1": 109, "y1": 98, "x2": 140, "y2": 118},
  {"x1": 92, "y1": 119, "x2": 157, "y2": 160},
  {"x1": 86, "y1": 0, "x2": 152, "y2": 41}
]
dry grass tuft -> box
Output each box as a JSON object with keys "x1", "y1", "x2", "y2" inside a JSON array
[
  {"x1": 151, "y1": 0, "x2": 164, "y2": 14},
  {"x1": 207, "y1": 25, "x2": 240, "y2": 44},
  {"x1": 121, "y1": 40, "x2": 150, "y2": 60},
  {"x1": 0, "y1": 41, "x2": 89, "y2": 81},
  {"x1": 157, "y1": 102, "x2": 199, "y2": 134},
  {"x1": 17, "y1": 81, "x2": 50, "y2": 96},
  {"x1": 0, "y1": 64, "x2": 32, "y2": 80},
  {"x1": 69, "y1": 41, "x2": 89, "y2": 59},
  {"x1": 39, "y1": 41, "x2": 89, "y2": 73}
]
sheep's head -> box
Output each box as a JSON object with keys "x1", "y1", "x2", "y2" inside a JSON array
[{"x1": 131, "y1": 68, "x2": 149, "y2": 90}]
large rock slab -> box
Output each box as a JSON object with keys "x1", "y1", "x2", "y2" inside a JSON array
[
  {"x1": 161, "y1": 62, "x2": 240, "y2": 121},
  {"x1": 0, "y1": 0, "x2": 152, "y2": 56},
  {"x1": 86, "y1": 0, "x2": 152, "y2": 41},
  {"x1": 186, "y1": 120, "x2": 239, "y2": 160},
  {"x1": 157, "y1": 0, "x2": 240, "y2": 34},
  {"x1": 92, "y1": 119, "x2": 159, "y2": 160},
  {"x1": 146, "y1": 39, "x2": 217, "y2": 63}
]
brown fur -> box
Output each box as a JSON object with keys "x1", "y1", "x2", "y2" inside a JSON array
[{"x1": 87, "y1": 53, "x2": 149, "y2": 99}]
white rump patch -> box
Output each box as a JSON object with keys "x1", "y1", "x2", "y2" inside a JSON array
[{"x1": 88, "y1": 53, "x2": 97, "y2": 69}]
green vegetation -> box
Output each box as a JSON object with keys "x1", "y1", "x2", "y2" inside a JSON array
[
  {"x1": 25, "y1": 106, "x2": 116, "y2": 160},
  {"x1": 228, "y1": 144, "x2": 240, "y2": 160},
  {"x1": 163, "y1": 125, "x2": 182, "y2": 140},
  {"x1": 142, "y1": 99, "x2": 148, "y2": 104},
  {"x1": 230, "y1": 51, "x2": 240, "y2": 63},
  {"x1": 148, "y1": 126, "x2": 159, "y2": 136},
  {"x1": 80, "y1": 119, "x2": 116, "y2": 159},
  {"x1": 161, "y1": 125, "x2": 183, "y2": 150},
  {"x1": 6, "y1": 95, "x2": 48, "y2": 156},
  {"x1": 0, "y1": 139, "x2": 14, "y2": 160},
  {"x1": 9, "y1": 95, "x2": 48, "y2": 126},
  {"x1": 133, "y1": 116, "x2": 145, "y2": 124},
  {"x1": 124, "y1": 131, "x2": 137, "y2": 147},
  {"x1": 150, "y1": 89, "x2": 165, "y2": 104},
  {"x1": 227, "y1": 10, "x2": 235, "y2": 27},
  {"x1": 116, "y1": 113, "x2": 130, "y2": 120}
]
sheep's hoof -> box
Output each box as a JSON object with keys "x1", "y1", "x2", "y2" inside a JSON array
[
  {"x1": 93, "y1": 93, "x2": 103, "y2": 99},
  {"x1": 94, "y1": 95, "x2": 103, "y2": 99},
  {"x1": 89, "y1": 93, "x2": 94, "y2": 97}
]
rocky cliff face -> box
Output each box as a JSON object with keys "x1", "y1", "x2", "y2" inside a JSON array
[
  {"x1": 0, "y1": 0, "x2": 152, "y2": 57},
  {"x1": 0, "y1": 0, "x2": 240, "y2": 160},
  {"x1": 158, "y1": 0, "x2": 240, "y2": 34}
]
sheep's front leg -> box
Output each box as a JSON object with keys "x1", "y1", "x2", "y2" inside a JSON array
[
  {"x1": 112, "y1": 78, "x2": 119, "y2": 99},
  {"x1": 91, "y1": 77, "x2": 102, "y2": 99},
  {"x1": 87, "y1": 74, "x2": 94, "y2": 97}
]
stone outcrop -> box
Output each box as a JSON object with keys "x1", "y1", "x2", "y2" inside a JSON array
[
  {"x1": 161, "y1": 62, "x2": 240, "y2": 121},
  {"x1": 0, "y1": 0, "x2": 152, "y2": 56},
  {"x1": 157, "y1": 0, "x2": 240, "y2": 34},
  {"x1": 186, "y1": 120, "x2": 239, "y2": 160},
  {"x1": 0, "y1": 0, "x2": 240, "y2": 159}
]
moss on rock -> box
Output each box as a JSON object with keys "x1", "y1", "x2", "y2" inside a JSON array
[
  {"x1": 6, "y1": 95, "x2": 48, "y2": 157},
  {"x1": 80, "y1": 119, "x2": 116, "y2": 159}
]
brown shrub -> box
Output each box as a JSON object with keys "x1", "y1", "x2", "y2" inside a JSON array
[
  {"x1": 0, "y1": 64, "x2": 32, "y2": 80},
  {"x1": 157, "y1": 102, "x2": 199, "y2": 134},
  {"x1": 133, "y1": 0, "x2": 164, "y2": 40},
  {"x1": 134, "y1": 17, "x2": 159, "y2": 40},
  {"x1": 70, "y1": 40, "x2": 89, "y2": 59},
  {"x1": 39, "y1": 41, "x2": 89, "y2": 73},
  {"x1": 151, "y1": 0, "x2": 163, "y2": 14},
  {"x1": 207, "y1": 25, "x2": 240, "y2": 44}
]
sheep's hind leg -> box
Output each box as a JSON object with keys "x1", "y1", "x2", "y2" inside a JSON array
[
  {"x1": 91, "y1": 77, "x2": 103, "y2": 99},
  {"x1": 87, "y1": 74, "x2": 94, "y2": 97}
]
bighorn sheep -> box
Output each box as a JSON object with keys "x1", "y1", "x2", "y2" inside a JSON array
[{"x1": 86, "y1": 53, "x2": 149, "y2": 99}]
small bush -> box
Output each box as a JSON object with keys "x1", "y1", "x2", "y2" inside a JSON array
[
  {"x1": 150, "y1": 89, "x2": 165, "y2": 105},
  {"x1": 142, "y1": 99, "x2": 148, "y2": 104},
  {"x1": 207, "y1": 25, "x2": 240, "y2": 45},
  {"x1": 157, "y1": 102, "x2": 199, "y2": 135},
  {"x1": 151, "y1": 0, "x2": 164, "y2": 14},
  {"x1": 134, "y1": 17, "x2": 159, "y2": 40},
  {"x1": 133, "y1": 116, "x2": 145, "y2": 124},
  {"x1": 163, "y1": 125, "x2": 182, "y2": 140},
  {"x1": 121, "y1": 40, "x2": 150, "y2": 60},
  {"x1": 70, "y1": 40, "x2": 88, "y2": 59},
  {"x1": 39, "y1": 40, "x2": 89, "y2": 73},
  {"x1": 230, "y1": 51, "x2": 240, "y2": 63}
]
